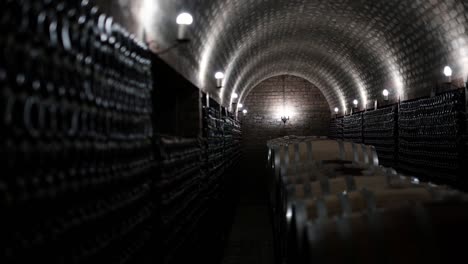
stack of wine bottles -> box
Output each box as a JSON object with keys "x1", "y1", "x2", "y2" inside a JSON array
[
  {"x1": 267, "y1": 137, "x2": 468, "y2": 264},
  {"x1": 328, "y1": 117, "x2": 343, "y2": 140},
  {"x1": 222, "y1": 116, "x2": 242, "y2": 168},
  {"x1": 398, "y1": 90, "x2": 465, "y2": 184},
  {"x1": 363, "y1": 104, "x2": 398, "y2": 168},
  {"x1": 343, "y1": 112, "x2": 363, "y2": 143},
  {"x1": 1, "y1": 1, "x2": 155, "y2": 263},
  {"x1": 156, "y1": 136, "x2": 209, "y2": 263},
  {"x1": 201, "y1": 106, "x2": 226, "y2": 197}
]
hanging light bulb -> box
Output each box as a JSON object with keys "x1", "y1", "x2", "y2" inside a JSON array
[
  {"x1": 238, "y1": 103, "x2": 243, "y2": 109},
  {"x1": 334, "y1": 107, "x2": 339, "y2": 113},
  {"x1": 176, "y1": 13, "x2": 193, "y2": 25},
  {"x1": 176, "y1": 13, "x2": 193, "y2": 41},
  {"x1": 215, "y1": 72, "x2": 224, "y2": 79},
  {"x1": 443, "y1": 66, "x2": 453, "y2": 83},
  {"x1": 215, "y1": 72, "x2": 224, "y2": 88},
  {"x1": 232, "y1": 92, "x2": 238, "y2": 99},
  {"x1": 353, "y1": 99, "x2": 358, "y2": 106},
  {"x1": 382, "y1": 89, "x2": 389, "y2": 101},
  {"x1": 242, "y1": 109, "x2": 248, "y2": 114},
  {"x1": 443, "y1": 66, "x2": 453, "y2": 77}
]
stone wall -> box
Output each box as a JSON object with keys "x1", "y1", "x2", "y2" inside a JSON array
[{"x1": 241, "y1": 75, "x2": 330, "y2": 156}]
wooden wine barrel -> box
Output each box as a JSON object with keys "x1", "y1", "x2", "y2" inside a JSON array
[
  {"x1": 289, "y1": 174, "x2": 423, "y2": 200},
  {"x1": 299, "y1": 200, "x2": 468, "y2": 264},
  {"x1": 267, "y1": 135, "x2": 328, "y2": 148},
  {"x1": 303, "y1": 188, "x2": 434, "y2": 221},
  {"x1": 280, "y1": 163, "x2": 400, "y2": 225},
  {"x1": 288, "y1": 189, "x2": 465, "y2": 263},
  {"x1": 270, "y1": 140, "x2": 380, "y2": 185},
  {"x1": 281, "y1": 160, "x2": 392, "y2": 185},
  {"x1": 278, "y1": 163, "x2": 400, "y2": 243}
]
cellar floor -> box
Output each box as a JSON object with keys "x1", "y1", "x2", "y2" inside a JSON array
[{"x1": 221, "y1": 154, "x2": 275, "y2": 264}]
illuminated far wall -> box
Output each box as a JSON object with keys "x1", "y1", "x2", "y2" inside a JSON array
[{"x1": 241, "y1": 75, "x2": 330, "y2": 154}]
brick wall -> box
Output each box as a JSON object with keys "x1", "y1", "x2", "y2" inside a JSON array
[{"x1": 241, "y1": 75, "x2": 330, "y2": 156}]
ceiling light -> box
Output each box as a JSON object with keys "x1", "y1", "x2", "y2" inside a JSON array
[
  {"x1": 242, "y1": 109, "x2": 248, "y2": 114},
  {"x1": 176, "y1": 13, "x2": 193, "y2": 25},
  {"x1": 215, "y1": 72, "x2": 225, "y2": 79},
  {"x1": 443, "y1": 66, "x2": 452, "y2": 77},
  {"x1": 176, "y1": 13, "x2": 193, "y2": 41},
  {"x1": 353, "y1": 99, "x2": 358, "y2": 106},
  {"x1": 232, "y1": 92, "x2": 238, "y2": 99},
  {"x1": 215, "y1": 72, "x2": 224, "y2": 88},
  {"x1": 334, "y1": 107, "x2": 339, "y2": 113},
  {"x1": 238, "y1": 103, "x2": 243, "y2": 108},
  {"x1": 383, "y1": 89, "x2": 389, "y2": 101}
]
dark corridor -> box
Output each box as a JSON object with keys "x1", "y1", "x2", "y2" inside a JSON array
[{"x1": 222, "y1": 154, "x2": 274, "y2": 264}]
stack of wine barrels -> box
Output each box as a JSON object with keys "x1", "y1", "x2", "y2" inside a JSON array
[{"x1": 267, "y1": 136, "x2": 468, "y2": 264}]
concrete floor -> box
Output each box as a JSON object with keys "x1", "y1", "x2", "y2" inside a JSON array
[{"x1": 222, "y1": 153, "x2": 275, "y2": 264}]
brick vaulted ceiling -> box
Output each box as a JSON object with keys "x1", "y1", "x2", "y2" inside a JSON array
[{"x1": 99, "y1": 0, "x2": 468, "y2": 113}]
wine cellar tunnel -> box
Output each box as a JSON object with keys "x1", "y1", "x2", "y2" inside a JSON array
[{"x1": 2, "y1": 0, "x2": 468, "y2": 264}]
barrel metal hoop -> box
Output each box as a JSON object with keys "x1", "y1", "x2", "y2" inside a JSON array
[
  {"x1": 338, "y1": 140, "x2": 345, "y2": 160},
  {"x1": 316, "y1": 198, "x2": 328, "y2": 220},
  {"x1": 294, "y1": 143, "x2": 300, "y2": 163},
  {"x1": 273, "y1": 147, "x2": 281, "y2": 181},
  {"x1": 307, "y1": 141, "x2": 313, "y2": 164},
  {"x1": 360, "y1": 188, "x2": 377, "y2": 214},
  {"x1": 319, "y1": 175, "x2": 331, "y2": 196},
  {"x1": 338, "y1": 192, "x2": 353, "y2": 217},
  {"x1": 352, "y1": 143, "x2": 359, "y2": 163},
  {"x1": 385, "y1": 167, "x2": 398, "y2": 186},
  {"x1": 294, "y1": 200, "x2": 308, "y2": 256},
  {"x1": 345, "y1": 175, "x2": 357, "y2": 192},
  {"x1": 304, "y1": 182, "x2": 312, "y2": 197},
  {"x1": 370, "y1": 146, "x2": 379, "y2": 166},
  {"x1": 294, "y1": 143, "x2": 300, "y2": 175},
  {"x1": 361, "y1": 143, "x2": 370, "y2": 164},
  {"x1": 281, "y1": 145, "x2": 289, "y2": 179}
]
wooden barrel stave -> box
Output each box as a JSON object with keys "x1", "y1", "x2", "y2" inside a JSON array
[
  {"x1": 272, "y1": 140, "x2": 380, "y2": 179},
  {"x1": 267, "y1": 137, "x2": 468, "y2": 264},
  {"x1": 303, "y1": 201, "x2": 468, "y2": 264},
  {"x1": 304, "y1": 188, "x2": 434, "y2": 221}
]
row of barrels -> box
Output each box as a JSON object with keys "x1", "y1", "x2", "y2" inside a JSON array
[{"x1": 267, "y1": 136, "x2": 468, "y2": 264}]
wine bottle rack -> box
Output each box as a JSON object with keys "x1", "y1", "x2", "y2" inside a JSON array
[
  {"x1": 1, "y1": 1, "x2": 155, "y2": 263},
  {"x1": 156, "y1": 135, "x2": 208, "y2": 263},
  {"x1": 363, "y1": 104, "x2": 398, "y2": 168},
  {"x1": 343, "y1": 112, "x2": 363, "y2": 143},
  {"x1": 398, "y1": 90, "x2": 465, "y2": 183},
  {"x1": 202, "y1": 106, "x2": 242, "y2": 189},
  {"x1": 328, "y1": 118, "x2": 340, "y2": 139}
]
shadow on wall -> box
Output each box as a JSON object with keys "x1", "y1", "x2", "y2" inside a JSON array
[{"x1": 241, "y1": 75, "x2": 330, "y2": 158}]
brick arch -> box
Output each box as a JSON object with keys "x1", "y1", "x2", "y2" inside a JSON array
[{"x1": 241, "y1": 75, "x2": 330, "y2": 153}]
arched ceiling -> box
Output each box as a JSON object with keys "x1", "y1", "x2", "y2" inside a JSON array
[{"x1": 98, "y1": 0, "x2": 468, "y2": 113}]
